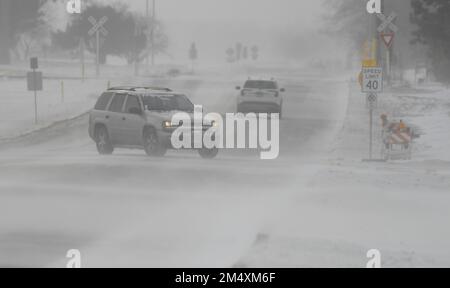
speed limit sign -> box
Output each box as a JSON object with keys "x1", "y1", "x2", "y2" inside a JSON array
[{"x1": 362, "y1": 67, "x2": 383, "y2": 93}]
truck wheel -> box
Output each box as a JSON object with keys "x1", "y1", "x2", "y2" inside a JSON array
[
  {"x1": 198, "y1": 148, "x2": 219, "y2": 159},
  {"x1": 95, "y1": 126, "x2": 114, "y2": 155},
  {"x1": 144, "y1": 128, "x2": 167, "y2": 157}
]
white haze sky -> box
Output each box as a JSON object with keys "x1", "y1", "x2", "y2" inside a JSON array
[
  {"x1": 123, "y1": 0, "x2": 334, "y2": 64},
  {"x1": 127, "y1": 0, "x2": 323, "y2": 29},
  {"x1": 88, "y1": 0, "x2": 340, "y2": 64}
]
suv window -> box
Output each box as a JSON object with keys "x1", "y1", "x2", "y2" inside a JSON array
[
  {"x1": 244, "y1": 80, "x2": 278, "y2": 90},
  {"x1": 109, "y1": 93, "x2": 126, "y2": 113},
  {"x1": 143, "y1": 94, "x2": 194, "y2": 112},
  {"x1": 94, "y1": 92, "x2": 113, "y2": 110},
  {"x1": 124, "y1": 95, "x2": 141, "y2": 113}
]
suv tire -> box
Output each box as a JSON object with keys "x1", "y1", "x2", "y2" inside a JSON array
[
  {"x1": 198, "y1": 147, "x2": 219, "y2": 159},
  {"x1": 144, "y1": 128, "x2": 167, "y2": 157},
  {"x1": 95, "y1": 126, "x2": 114, "y2": 155}
]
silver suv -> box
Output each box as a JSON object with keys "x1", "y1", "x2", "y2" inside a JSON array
[
  {"x1": 88, "y1": 87, "x2": 219, "y2": 158},
  {"x1": 236, "y1": 79, "x2": 285, "y2": 118}
]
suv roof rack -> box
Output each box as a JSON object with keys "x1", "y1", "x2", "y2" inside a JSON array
[
  {"x1": 246, "y1": 77, "x2": 276, "y2": 81},
  {"x1": 108, "y1": 86, "x2": 173, "y2": 92}
]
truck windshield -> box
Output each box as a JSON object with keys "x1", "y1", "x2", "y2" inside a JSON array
[{"x1": 143, "y1": 94, "x2": 194, "y2": 112}]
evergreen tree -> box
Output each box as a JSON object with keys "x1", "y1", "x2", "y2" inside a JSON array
[{"x1": 411, "y1": 0, "x2": 450, "y2": 86}]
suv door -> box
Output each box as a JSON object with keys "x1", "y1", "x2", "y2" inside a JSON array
[
  {"x1": 107, "y1": 93, "x2": 127, "y2": 144},
  {"x1": 90, "y1": 92, "x2": 114, "y2": 139},
  {"x1": 121, "y1": 94, "x2": 146, "y2": 146}
]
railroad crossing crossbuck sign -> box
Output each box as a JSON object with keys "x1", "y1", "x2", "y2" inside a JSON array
[
  {"x1": 377, "y1": 12, "x2": 398, "y2": 33},
  {"x1": 88, "y1": 16, "x2": 108, "y2": 37},
  {"x1": 362, "y1": 67, "x2": 383, "y2": 93},
  {"x1": 88, "y1": 16, "x2": 108, "y2": 77}
]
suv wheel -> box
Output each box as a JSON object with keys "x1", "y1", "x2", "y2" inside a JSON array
[
  {"x1": 95, "y1": 126, "x2": 114, "y2": 155},
  {"x1": 144, "y1": 128, "x2": 167, "y2": 157},
  {"x1": 198, "y1": 147, "x2": 219, "y2": 159}
]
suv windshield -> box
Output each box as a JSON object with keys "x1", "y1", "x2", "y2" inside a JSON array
[
  {"x1": 143, "y1": 94, "x2": 194, "y2": 112},
  {"x1": 244, "y1": 80, "x2": 278, "y2": 90}
]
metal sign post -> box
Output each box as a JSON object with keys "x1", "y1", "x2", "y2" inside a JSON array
[
  {"x1": 362, "y1": 67, "x2": 383, "y2": 160},
  {"x1": 88, "y1": 16, "x2": 108, "y2": 77},
  {"x1": 33, "y1": 70, "x2": 37, "y2": 124},
  {"x1": 79, "y1": 38, "x2": 85, "y2": 81},
  {"x1": 380, "y1": 32, "x2": 394, "y2": 82},
  {"x1": 377, "y1": 12, "x2": 398, "y2": 86},
  {"x1": 27, "y1": 57, "x2": 43, "y2": 124},
  {"x1": 367, "y1": 93, "x2": 378, "y2": 159},
  {"x1": 369, "y1": 102, "x2": 373, "y2": 159}
]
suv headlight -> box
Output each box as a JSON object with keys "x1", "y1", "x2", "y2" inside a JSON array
[{"x1": 162, "y1": 120, "x2": 173, "y2": 129}]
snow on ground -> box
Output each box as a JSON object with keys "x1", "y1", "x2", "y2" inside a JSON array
[
  {"x1": 0, "y1": 61, "x2": 257, "y2": 140},
  {"x1": 384, "y1": 85, "x2": 450, "y2": 162},
  {"x1": 237, "y1": 81, "x2": 450, "y2": 268},
  {"x1": 0, "y1": 78, "x2": 107, "y2": 139},
  {"x1": 0, "y1": 67, "x2": 351, "y2": 267},
  {"x1": 1, "y1": 60, "x2": 450, "y2": 267}
]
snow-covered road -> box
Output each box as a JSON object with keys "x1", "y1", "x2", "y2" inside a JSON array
[{"x1": 0, "y1": 74, "x2": 349, "y2": 267}]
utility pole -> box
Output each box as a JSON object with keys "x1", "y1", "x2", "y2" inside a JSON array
[
  {"x1": 96, "y1": 29, "x2": 100, "y2": 77},
  {"x1": 145, "y1": 0, "x2": 156, "y2": 69},
  {"x1": 146, "y1": 0, "x2": 149, "y2": 71},
  {"x1": 151, "y1": 0, "x2": 156, "y2": 66}
]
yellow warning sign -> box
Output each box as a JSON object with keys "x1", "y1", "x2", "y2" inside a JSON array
[
  {"x1": 361, "y1": 38, "x2": 378, "y2": 68},
  {"x1": 362, "y1": 59, "x2": 377, "y2": 67}
]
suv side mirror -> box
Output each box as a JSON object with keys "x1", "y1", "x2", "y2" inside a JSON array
[
  {"x1": 280, "y1": 88, "x2": 286, "y2": 92},
  {"x1": 129, "y1": 107, "x2": 142, "y2": 115},
  {"x1": 236, "y1": 86, "x2": 241, "y2": 90}
]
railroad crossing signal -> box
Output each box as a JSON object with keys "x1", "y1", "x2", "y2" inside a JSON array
[
  {"x1": 377, "y1": 12, "x2": 398, "y2": 33},
  {"x1": 88, "y1": 16, "x2": 108, "y2": 37},
  {"x1": 377, "y1": 12, "x2": 399, "y2": 87},
  {"x1": 88, "y1": 16, "x2": 108, "y2": 77}
]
